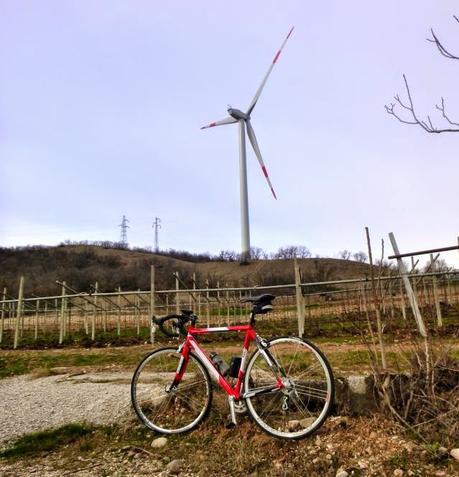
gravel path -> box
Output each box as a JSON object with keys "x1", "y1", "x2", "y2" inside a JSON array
[{"x1": 0, "y1": 372, "x2": 134, "y2": 445}]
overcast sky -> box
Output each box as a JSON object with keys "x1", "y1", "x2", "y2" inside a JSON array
[{"x1": 1, "y1": 1, "x2": 458, "y2": 267}]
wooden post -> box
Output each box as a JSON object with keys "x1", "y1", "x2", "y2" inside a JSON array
[
  {"x1": 150, "y1": 266, "x2": 156, "y2": 344},
  {"x1": 59, "y1": 281, "x2": 66, "y2": 344},
  {"x1": 430, "y1": 254, "x2": 442, "y2": 327},
  {"x1": 226, "y1": 286, "x2": 230, "y2": 326},
  {"x1": 206, "y1": 279, "x2": 210, "y2": 327},
  {"x1": 91, "y1": 286, "x2": 97, "y2": 341},
  {"x1": 389, "y1": 233, "x2": 427, "y2": 337},
  {"x1": 388, "y1": 277, "x2": 395, "y2": 320},
  {"x1": 192, "y1": 272, "x2": 196, "y2": 311},
  {"x1": 102, "y1": 296, "x2": 107, "y2": 332},
  {"x1": 0, "y1": 287, "x2": 6, "y2": 344},
  {"x1": 117, "y1": 287, "x2": 122, "y2": 337},
  {"x1": 366, "y1": 228, "x2": 387, "y2": 369},
  {"x1": 294, "y1": 259, "x2": 305, "y2": 337},
  {"x1": 55, "y1": 298, "x2": 59, "y2": 327},
  {"x1": 399, "y1": 280, "x2": 407, "y2": 321},
  {"x1": 136, "y1": 290, "x2": 140, "y2": 335},
  {"x1": 14, "y1": 277, "x2": 24, "y2": 349},
  {"x1": 44, "y1": 302, "x2": 48, "y2": 334},
  {"x1": 175, "y1": 272, "x2": 180, "y2": 314},
  {"x1": 83, "y1": 301, "x2": 89, "y2": 335},
  {"x1": 195, "y1": 274, "x2": 201, "y2": 317},
  {"x1": 67, "y1": 300, "x2": 71, "y2": 337},
  {"x1": 216, "y1": 280, "x2": 221, "y2": 325},
  {"x1": 34, "y1": 299, "x2": 40, "y2": 340},
  {"x1": 410, "y1": 257, "x2": 418, "y2": 297}
]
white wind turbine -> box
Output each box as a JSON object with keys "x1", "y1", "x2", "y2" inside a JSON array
[{"x1": 201, "y1": 27, "x2": 294, "y2": 263}]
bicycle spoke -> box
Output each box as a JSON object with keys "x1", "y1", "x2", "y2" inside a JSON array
[{"x1": 294, "y1": 383, "x2": 329, "y2": 400}]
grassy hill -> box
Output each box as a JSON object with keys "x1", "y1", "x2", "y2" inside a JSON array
[{"x1": 0, "y1": 245, "x2": 372, "y2": 297}]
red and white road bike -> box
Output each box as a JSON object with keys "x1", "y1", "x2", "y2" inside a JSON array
[{"x1": 131, "y1": 294, "x2": 335, "y2": 440}]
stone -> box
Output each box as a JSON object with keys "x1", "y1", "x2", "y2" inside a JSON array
[
  {"x1": 451, "y1": 448, "x2": 459, "y2": 461},
  {"x1": 438, "y1": 446, "x2": 448, "y2": 456},
  {"x1": 166, "y1": 459, "x2": 184, "y2": 475},
  {"x1": 299, "y1": 417, "x2": 316, "y2": 428},
  {"x1": 336, "y1": 471, "x2": 349, "y2": 477},
  {"x1": 393, "y1": 469, "x2": 403, "y2": 477},
  {"x1": 151, "y1": 437, "x2": 168, "y2": 449},
  {"x1": 287, "y1": 420, "x2": 300, "y2": 431},
  {"x1": 346, "y1": 375, "x2": 378, "y2": 415}
]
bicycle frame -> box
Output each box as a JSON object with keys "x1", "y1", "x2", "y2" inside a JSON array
[{"x1": 173, "y1": 324, "x2": 282, "y2": 402}]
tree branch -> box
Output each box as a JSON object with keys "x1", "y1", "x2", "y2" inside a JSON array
[
  {"x1": 386, "y1": 15, "x2": 459, "y2": 133},
  {"x1": 427, "y1": 29, "x2": 459, "y2": 60},
  {"x1": 427, "y1": 15, "x2": 459, "y2": 59},
  {"x1": 385, "y1": 75, "x2": 459, "y2": 133},
  {"x1": 435, "y1": 97, "x2": 459, "y2": 126}
]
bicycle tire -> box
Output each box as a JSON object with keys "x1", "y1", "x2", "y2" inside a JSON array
[
  {"x1": 131, "y1": 347, "x2": 212, "y2": 434},
  {"x1": 244, "y1": 336, "x2": 334, "y2": 440}
]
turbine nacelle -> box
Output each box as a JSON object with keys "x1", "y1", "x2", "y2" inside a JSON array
[{"x1": 228, "y1": 108, "x2": 249, "y2": 121}]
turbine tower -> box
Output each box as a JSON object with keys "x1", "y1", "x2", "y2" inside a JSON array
[
  {"x1": 201, "y1": 27, "x2": 294, "y2": 263},
  {"x1": 152, "y1": 217, "x2": 161, "y2": 252}
]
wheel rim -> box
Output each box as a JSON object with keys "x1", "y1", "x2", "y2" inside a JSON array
[
  {"x1": 245, "y1": 338, "x2": 333, "y2": 438},
  {"x1": 132, "y1": 348, "x2": 211, "y2": 433}
]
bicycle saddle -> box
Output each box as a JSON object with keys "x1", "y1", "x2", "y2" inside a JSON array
[{"x1": 241, "y1": 294, "x2": 275, "y2": 306}]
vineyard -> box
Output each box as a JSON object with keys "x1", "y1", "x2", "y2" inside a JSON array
[{"x1": 1, "y1": 263, "x2": 458, "y2": 349}]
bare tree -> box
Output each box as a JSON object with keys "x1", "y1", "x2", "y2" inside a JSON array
[
  {"x1": 250, "y1": 246, "x2": 267, "y2": 260},
  {"x1": 338, "y1": 249, "x2": 352, "y2": 260},
  {"x1": 385, "y1": 15, "x2": 459, "y2": 133},
  {"x1": 273, "y1": 245, "x2": 311, "y2": 260},
  {"x1": 353, "y1": 251, "x2": 368, "y2": 263}
]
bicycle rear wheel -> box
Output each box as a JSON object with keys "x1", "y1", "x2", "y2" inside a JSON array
[
  {"x1": 131, "y1": 347, "x2": 212, "y2": 434},
  {"x1": 244, "y1": 337, "x2": 334, "y2": 439}
]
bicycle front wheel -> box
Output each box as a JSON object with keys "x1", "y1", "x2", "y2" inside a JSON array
[
  {"x1": 131, "y1": 347, "x2": 212, "y2": 434},
  {"x1": 244, "y1": 337, "x2": 334, "y2": 439}
]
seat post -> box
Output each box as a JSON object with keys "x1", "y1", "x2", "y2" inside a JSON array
[{"x1": 250, "y1": 309, "x2": 257, "y2": 326}]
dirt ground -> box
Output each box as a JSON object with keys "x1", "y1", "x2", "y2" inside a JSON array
[
  {"x1": 0, "y1": 340, "x2": 458, "y2": 476},
  {"x1": 0, "y1": 413, "x2": 458, "y2": 476}
]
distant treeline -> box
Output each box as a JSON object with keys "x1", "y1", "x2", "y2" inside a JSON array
[{"x1": 51, "y1": 240, "x2": 369, "y2": 264}]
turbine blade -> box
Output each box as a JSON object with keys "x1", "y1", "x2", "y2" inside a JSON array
[
  {"x1": 200, "y1": 117, "x2": 237, "y2": 129},
  {"x1": 246, "y1": 120, "x2": 277, "y2": 199},
  {"x1": 246, "y1": 26, "x2": 294, "y2": 116}
]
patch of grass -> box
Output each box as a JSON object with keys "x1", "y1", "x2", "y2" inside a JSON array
[
  {"x1": 0, "y1": 356, "x2": 29, "y2": 378},
  {"x1": 388, "y1": 450, "x2": 409, "y2": 471},
  {"x1": 330, "y1": 350, "x2": 370, "y2": 368},
  {"x1": 0, "y1": 347, "x2": 147, "y2": 379},
  {"x1": 0, "y1": 327, "x2": 155, "y2": 350},
  {"x1": 0, "y1": 424, "x2": 96, "y2": 459}
]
